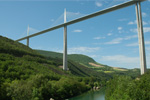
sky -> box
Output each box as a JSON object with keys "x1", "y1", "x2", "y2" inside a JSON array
[{"x1": 0, "y1": 0, "x2": 150, "y2": 69}]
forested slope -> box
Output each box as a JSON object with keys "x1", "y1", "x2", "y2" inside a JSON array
[
  {"x1": 105, "y1": 70, "x2": 150, "y2": 100},
  {"x1": 36, "y1": 50, "x2": 96, "y2": 66},
  {"x1": 36, "y1": 49, "x2": 140, "y2": 78},
  {"x1": 0, "y1": 36, "x2": 109, "y2": 100}
]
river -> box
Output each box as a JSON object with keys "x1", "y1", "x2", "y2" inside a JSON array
[{"x1": 68, "y1": 88, "x2": 105, "y2": 100}]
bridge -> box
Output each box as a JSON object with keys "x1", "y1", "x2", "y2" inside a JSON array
[{"x1": 16, "y1": 0, "x2": 147, "y2": 75}]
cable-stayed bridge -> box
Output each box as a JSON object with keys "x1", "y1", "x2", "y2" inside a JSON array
[{"x1": 16, "y1": 0, "x2": 147, "y2": 75}]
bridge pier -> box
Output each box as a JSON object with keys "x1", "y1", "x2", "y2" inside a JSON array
[
  {"x1": 27, "y1": 25, "x2": 29, "y2": 47},
  {"x1": 135, "y1": 2, "x2": 147, "y2": 75},
  {"x1": 63, "y1": 9, "x2": 68, "y2": 71},
  {"x1": 27, "y1": 38, "x2": 29, "y2": 47},
  {"x1": 15, "y1": 0, "x2": 147, "y2": 73}
]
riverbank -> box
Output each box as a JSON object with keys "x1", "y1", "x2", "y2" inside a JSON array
[{"x1": 68, "y1": 87, "x2": 105, "y2": 100}]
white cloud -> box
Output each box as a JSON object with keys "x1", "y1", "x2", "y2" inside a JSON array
[
  {"x1": 128, "y1": 20, "x2": 148, "y2": 25},
  {"x1": 124, "y1": 35, "x2": 137, "y2": 40},
  {"x1": 118, "y1": 27, "x2": 123, "y2": 33},
  {"x1": 105, "y1": 35, "x2": 137, "y2": 45},
  {"x1": 130, "y1": 28, "x2": 137, "y2": 33},
  {"x1": 66, "y1": 11, "x2": 85, "y2": 20},
  {"x1": 126, "y1": 42, "x2": 138, "y2": 47},
  {"x1": 68, "y1": 46, "x2": 100, "y2": 54},
  {"x1": 145, "y1": 41, "x2": 150, "y2": 45},
  {"x1": 100, "y1": 55, "x2": 140, "y2": 68},
  {"x1": 72, "y1": 29, "x2": 82, "y2": 33},
  {"x1": 107, "y1": 33, "x2": 112, "y2": 36},
  {"x1": 94, "y1": 36, "x2": 105, "y2": 40},
  {"x1": 118, "y1": 27, "x2": 123, "y2": 31},
  {"x1": 142, "y1": 12, "x2": 147, "y2": 17},
  {"x1": 100, "y1": 55, "x2": 139, "y2": 64},
  {"x1": 118, "y1": 18, "x2": 128, "y2": 21},
  {"x1": 144, "y1": 27, "x2": 150, "y2": 33},
  {"x1": 95, "y1": 2, "x2": 102, "y2": 7},
  {"x1": 128, "y1": 21, "x2": 135, "y2": 25},
  {"x1": 128, "y1": 20, "x2": 136, "y2": 25},
  {"x1": 89, "y1": 55, "x2": 98, "y2": 58},
  {"x1": 126, "y1": 41, "x2": 150, "y2": 47},
  {"x1": 143, "y1": 21, "x2": 148, "y2": 25},
  {"x1": 104, "y1": 38, "x2": 123, "y2": 44},
  {"x1": 130, "y1": 27, "x2": 150, "y2": 33}
]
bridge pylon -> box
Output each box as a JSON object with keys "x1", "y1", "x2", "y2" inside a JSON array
[
  {"x1": 63, "y1": 8, "x2": 68, "y2": 71},
  {"x1": 27, "y1": 25, "x2": 29, "y2": 47},
  {"x1": 135, "y1": 2, "x2": 147, "y2": 75}
]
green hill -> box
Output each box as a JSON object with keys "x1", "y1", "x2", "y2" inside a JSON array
[
  {"x1": 105, "y1": 70, "x2": 150, "y2": 100},
  {"x1": 68, "y1": 54, "x2": 96, "y2": 66},
  {"x1": 36, "y1": 50, "x2": 96, "y2": 66},
  {"x1": 36, "y1": 50, "x2": 140, "y2": 78},
  {"x1": 0, "y1": 36, "x2": 39, "y2": 57},
  {"x1": 0, "y1": 36, "x2": 110, "y2": 100},
  {"x1": 36, "y1": 50, "x2": 63, "y2": 59},
  {"x1": 0, "y1": 35, "x2": 141, "y2": 100},
  {"x1": 35, "y1": 50, "x2": 109, "y2": 78}
]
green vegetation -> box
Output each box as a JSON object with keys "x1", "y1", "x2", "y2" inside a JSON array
[
  {"x1": 36, "y1": 50, "x2": 96, "y2": 66},
  {"x1": 36, "y1": 50, "x2": 63, "y2": 59},
  {"x1": 36, "y1": 50, "x2": 140, "y2": 78},
  {"x1": 68, "y1": 54, "x2": 96, "y2": 66},
  {"x1": 0, "y1": 35, "x2": 142, "y2": 100},
  {"x1": 0, "y1": 36, "x2": 109, "y2": 100},
  {"x1": 36, "y1": 50, "x2": 112, "y2": 79},
  {"x1": 105, "y1": 70, "x2": 150, "y2": 100}
]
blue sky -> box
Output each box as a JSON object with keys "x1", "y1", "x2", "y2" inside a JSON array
[{"x1": 0, "y1": 0, "x2": 150, "y2": 69}]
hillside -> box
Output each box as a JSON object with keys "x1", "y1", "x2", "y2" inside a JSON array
[
  {"x1": 36, "y1": 50, "x2": 63, "y2": 59},
  {"x1": 0, "y1": 36, "x2": 39, "y2": 57},
  {"x1": 106, "y1": 70, "x2": 150, "y2": 100},
  {"x1": 35, "y1": 50, "x2": 109, "y2": 78},
  {"x1": 0, "y1": 36, "x2": 110, "y2": 100},
  {"x1": 36, "y1": 50, "x2": 140, "y2": 78},
  {"x1": 36, "y1": 50, "x2": 110, "y2": 68},
  {"x1": 36, "y1": 50, "x2": 96, "y2": 66}
]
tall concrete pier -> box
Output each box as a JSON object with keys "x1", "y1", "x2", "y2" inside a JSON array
[
  {"x1": 27, "y1": 25, "x2": 29, "y2": 47},
  {"x1": 63, "y1": 9, "x2": 68, "y2": 71},
  {"x1": 135, "y1": 2, "x2": 147, "y2": 75}
]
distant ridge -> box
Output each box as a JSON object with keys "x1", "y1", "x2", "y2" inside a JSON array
[
  {"x1": 35, "y1": 50, "x2": 63, "y2": 58},
  {"x1": 36, "y1": 49, "x2": 140, "y2": 78},
  {"x1": 36, "y1": 49, "x2": 96, "y2": 66}
]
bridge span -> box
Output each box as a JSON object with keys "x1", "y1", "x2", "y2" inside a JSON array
[{"x1": 16, "y1": 0, "x2": 147, "y2": 75}]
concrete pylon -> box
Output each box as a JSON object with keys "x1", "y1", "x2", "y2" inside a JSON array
[
  {"x1": 135, "y1": 2, "x2": 147, "y2": 75},
  {"x1": 63, "y1": 8, "x2": 68, "y2": 71},
  {"x1": 27, "y1": 25, "x2": 29, "y2": 47}
]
